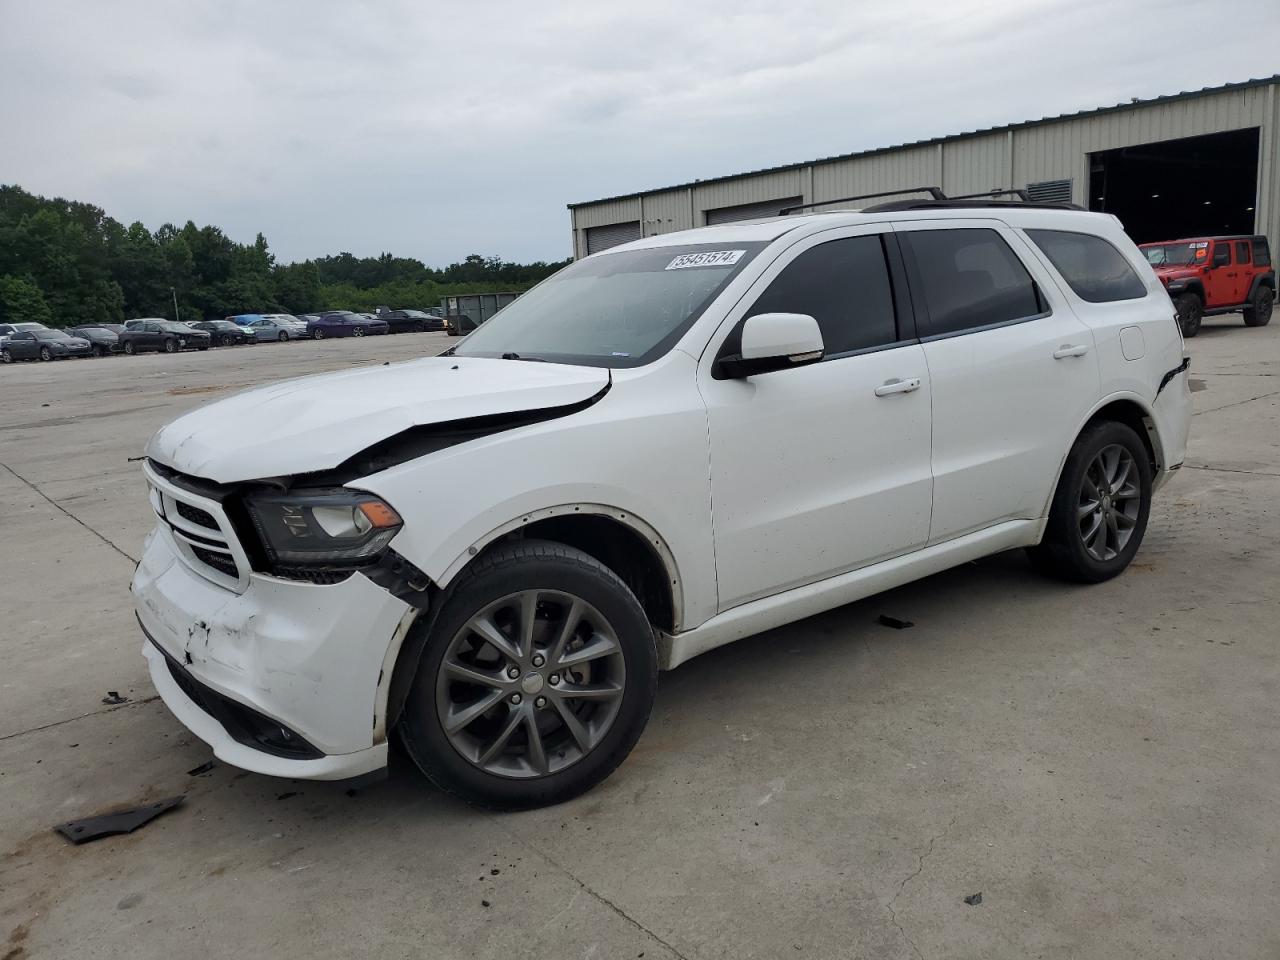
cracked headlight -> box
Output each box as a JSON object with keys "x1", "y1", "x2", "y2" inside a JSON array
[{"x1": 246, "y1": 489, "x2": 402, "y2": 566}]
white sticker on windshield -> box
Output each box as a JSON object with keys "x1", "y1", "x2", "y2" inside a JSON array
[{"x1": 665, "y1": 249, "x2": 746, "y2": 270}]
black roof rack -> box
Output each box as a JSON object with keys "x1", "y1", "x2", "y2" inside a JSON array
[
  {"x1": 781, "y1": 185, "x2": 1084, "y2": 216},
  {"x1": 779, "y1": 187, "x2": 945, "y2": 215}
]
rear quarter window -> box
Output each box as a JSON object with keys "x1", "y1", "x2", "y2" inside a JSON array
[
  {"x1": 1252, "y1": 239, "x2": 1271, "y2": 267},
  {"x1": 1025, "y1": 229, "x2": 1148, "y2": 303}
]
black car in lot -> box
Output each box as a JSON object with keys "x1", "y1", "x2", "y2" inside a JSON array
[
  {"x1": 307, "y1": 311, "x2": 389, "y2": 339},
  {"x1": 118, "y1": 320, "x2": 211, "y2": 355},
  {"x1": 378, "y1": 308, "x2": 445, "y2": 333},
  {"x1": 65, "y1": 325, "x2": 121, "y2": 356},
  {"x1": 2, "y1": 328, "x2": 93, "y2": 362},
  {"x1": 190, "y1": 320, "x2": 252, "y2": 346}
]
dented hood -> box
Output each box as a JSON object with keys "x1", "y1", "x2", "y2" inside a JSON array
[{"x1": 146, "y1": 355, "x2": 610, "y2": 483}]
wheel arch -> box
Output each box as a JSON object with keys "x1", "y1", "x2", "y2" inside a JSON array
[
  {"x1": 379, "y1": 504, "x2": 683, "y2": 735},
  {"x1": 1040, "y1": 393, "x2": 1162, "y2": 524}
]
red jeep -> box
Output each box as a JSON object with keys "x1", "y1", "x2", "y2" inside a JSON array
[{"x1": 1140, "y1": 235, "x2": 1275, "y2": 337}]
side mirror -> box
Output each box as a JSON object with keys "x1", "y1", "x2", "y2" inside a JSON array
[{"x1": 716, "y1": 313, "x2": 825, "y2": 379}]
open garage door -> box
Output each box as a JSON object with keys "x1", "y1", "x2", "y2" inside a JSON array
[{"x1": 1089, "y1": 128, "x2": 1259, "y2": 243}]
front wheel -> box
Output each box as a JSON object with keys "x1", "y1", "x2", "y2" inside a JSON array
[
  {"x1": 1029, "y1": 421, "x2": 1153, "y2": 583},
  {"x1": 398, "y1": 540, "x2": 658, "y2": 810},
  {"x1": 123, "y1": 340, "x2": 135, "y2": 355},
  {"x1": 1243, "y1": 286, "x2": 1274, "y2": 327},
  {"x1": 278, "y1": 331, "x2": 288, "y2": 342},
  {"x1": 313, "y1": 328, "x2": 325, "y2": 340},
  {"x1": 1174, "y1": 292, "x2": 1203, "y2": 338},
  {"x1": 414, "y1": 321, "x2": 425, "y2": 333},
  {"x1": 352, "y1": 326, "x2": 365, "y2": 337},
  {"x1": 39, "y1": 347, "x2": 52, "y2": 361},
  {"x1": 164, "y1": 339, "x2": 177, "y2": 353}
]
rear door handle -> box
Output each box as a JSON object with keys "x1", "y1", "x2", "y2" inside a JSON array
[
  {"x1": 874, "y1": 377, "x2": 922, "y2": 397},
  {"x1": 1053, "y1": 344, "x2": 1090, "y2": 359}
]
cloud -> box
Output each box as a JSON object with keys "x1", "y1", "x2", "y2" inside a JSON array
[{"x1": 1, "y1": 0, "x2": 1275, "y2": 265}]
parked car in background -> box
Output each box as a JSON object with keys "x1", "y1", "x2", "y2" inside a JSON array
[
  {"x1": 245, "y1": 315, "x2": 309, "y2": 342},
  {"x1": 131, "y1": 201, "x2": 1193, "y2": 808},
  {"x1": 1140, "y1": 235, "x2": 1275, "y2": 337},
  {"x1": 119, "y1": 320, "x2": 211, "y2": 355},
  {"x1": 0, "y1": 321, "x2": 49, "y2": 350},
  {"x1": 98, "y1": 323, "x2": 127, "y2": 336},
  {"x1": 191, "y1": 320, "x2": 253, "y2": 346},
  {"x1": 376, "y1": 308, "x2": 445, "y2": 333},
  {"x1": 3, "y1": 328, "x2": 92, "y2": 362},
  {"x1": 65, "y1": 325, "x2": 120, "y2": 356},
  {"x1": 307, "y1": 311, "x2": 388, "y2": 338},
  {"x1": 227, "y1": 314, "x2": 265, "y2": 329}
]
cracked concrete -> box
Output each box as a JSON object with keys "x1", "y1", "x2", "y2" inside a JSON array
[{"x1": 2, "y1": 317, "x2": 1279, "y2": 959}]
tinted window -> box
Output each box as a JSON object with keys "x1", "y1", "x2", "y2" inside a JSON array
[
  {"x1": 1213, "y1": 243, "x2": 1231, "y2": 266},
  {"x1": 905, "y1": 229, "x2": 1043, "y2": 336},
  {"x1": 1236, "y1": 241, "x2": 1251, "y2": 264},
  {"x1": 747, "y1": 236, "x2": 897, "y2": 355},
  {"x1": 1252, "y1": 239, "x2": 1271, "y2": 267},
  {"x1": 1026, "y1": 229, "x2": 1147, "y2": 303}
]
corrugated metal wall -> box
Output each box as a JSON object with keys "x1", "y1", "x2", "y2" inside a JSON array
[{"x1": 571, "y1": 81, "x2": 1280, "y2": 258}]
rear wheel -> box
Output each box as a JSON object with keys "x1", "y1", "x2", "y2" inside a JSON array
[
  {"x1": 1029, "y1": 421, "x2": 1152, "y2": 583},
  {"x1": 398, "y1": 540, "x2": 658, "y2": 810},
  {"x1": 1174, "y1": 292, "x2": 1203, "y2": 338},
  {"x1": 1243, "y1": 286, "x2": 1274, "y2": 327},
  {"x1": 1, "y1": 349, "x2": 11, "y2": 363}
]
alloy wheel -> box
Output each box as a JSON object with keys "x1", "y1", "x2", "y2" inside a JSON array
[
  {"x1": 436, "y1": 589, "x2": 626, "y2": 779},
  {"x1": 1077, "y1": 444, "x2": 1140, "y2": 561},
  {"x1": 353, "y1": 327, "x2": 365, "y2": 337},
  {"x1": 40, "y1": 348, "x2": 51, "y2": 361}
]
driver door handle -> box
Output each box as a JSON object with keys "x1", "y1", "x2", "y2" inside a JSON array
[
  {"x1": 874, "y1": 377, "x2": 922, "y2": 397},
  {"x1": 1053, "y1": 344, "x2": 1090, "y2": 359}
]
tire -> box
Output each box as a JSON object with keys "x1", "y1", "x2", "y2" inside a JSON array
[
  {"x1": 278, "y1": 331, "x2": 288, "y2": 342},
  {"x1": 1, "y1": 349, "x2": 10, "y2": 364},
  {"x1": 95, "y1": 345, "x2": 109, "y2": 357},
  {"x1": 123, "y1": 340, "x2": 135, "y2": 355},
  {"x1": 1028, "y1": 420, "x2": 1153, "y2": 583},
  {"x1": 164, "y1": 338, "x2": 177, "y2": 353},
  {"x1": 1243, "y1": 286, "x2": 1274, "y2": 327},
  {"x1": 353, "y1": 326, "x2": 365, "y2": 337},
  {"x1": 1174, "y1": 292, "x2": 1203, "y2": 338},
  {"x1": 39, "y1": 347, "x2": 52, "y2": 361},
  {"x1": 198, "y1": 344, "x2": 209, "y2": 351},
  {"x1": 414, "y1": 321, "x2": 425, "y2": 333},
  {"x1": 398, "y1": 539, "x2": 658, "y2": 810}
]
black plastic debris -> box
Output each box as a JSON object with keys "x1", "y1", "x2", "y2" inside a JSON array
[
  {"x1": 277, "y1": 791, "x2": 299, "y2": 801},
  {"x1": 55, "y1": 796, "x2": 184, "y2": 845},
  {"x1": 187, "y1": 761, "x2": 215, "y2": 776},
  {"x1": 102, "y1": 691, "x2": 129, "y2": 705},
  {"x1": 877, "y1": 615, "x2": 914, "y2": 630},
  {"x1": 963, "y1": 892, "x2": 983, "y2": 906}
]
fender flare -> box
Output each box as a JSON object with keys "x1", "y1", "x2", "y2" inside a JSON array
[
  {"x1": 1245, "y1": 271, "x2": 1276, "y2": 303},
  {"x1": 1038, "y1": 391, "x2": 1162, "y2": 525}
]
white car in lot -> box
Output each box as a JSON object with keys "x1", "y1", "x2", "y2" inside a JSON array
[{"x1": 133, "y1": 201, "x2": 1191, "y2": 808}]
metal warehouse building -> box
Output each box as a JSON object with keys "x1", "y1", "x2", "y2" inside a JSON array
[{"x1": 568, "y1": 75, "x2": 1280, "y2": 256}]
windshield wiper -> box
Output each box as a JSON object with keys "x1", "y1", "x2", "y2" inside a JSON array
[{"x1": 501, "y1": 352, "x2": 546, "y2": 362}]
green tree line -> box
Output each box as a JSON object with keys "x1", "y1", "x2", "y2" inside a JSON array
[{"x1": 0, "y1": 184, "x2": 571, "y2": 327}]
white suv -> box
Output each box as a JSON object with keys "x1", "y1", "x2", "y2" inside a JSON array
[{"x1": 133, "y1": 201, "x2": 1192, "y2": 808}]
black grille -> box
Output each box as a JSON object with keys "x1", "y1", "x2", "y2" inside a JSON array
[
  {"x1": 191, "y1": 546, "x2": 239, "y2": 578},
  {"x1": 273, "y1": 566, "x2": 355, "y2": 585},
  {"x1": 174, "y1": 500, "x2": 218, "y2": 530}
]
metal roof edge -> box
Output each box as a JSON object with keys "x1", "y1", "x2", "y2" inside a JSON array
[{"x1": 566, "y1": 74, "x2": 1280, "y2": 210}]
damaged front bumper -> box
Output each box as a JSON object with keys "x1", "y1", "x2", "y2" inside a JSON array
[{"x1": 133, "y1": 524, "x2": 414, "y2": 780}]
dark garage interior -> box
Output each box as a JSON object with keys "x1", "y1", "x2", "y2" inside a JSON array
[{"x1": 1089, "y1": 128, "x2": 1259, "y2": 244}]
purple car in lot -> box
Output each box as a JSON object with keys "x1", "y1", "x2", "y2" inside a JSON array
[{"x1": 307, "y1": 311, "x2": 389, "y2": 339}]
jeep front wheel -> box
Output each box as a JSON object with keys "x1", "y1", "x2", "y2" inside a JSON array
[
  {"x1": 1243, "y1": 287, "x2": 1273, "y2": 327},
  {"x1": 1174, "y1": 292, "x2": 1203, "y2": 338},
  {"x1": 398, "y1": 540, "x2": 657, "y2": 810}
]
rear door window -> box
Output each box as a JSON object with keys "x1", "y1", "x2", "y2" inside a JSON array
[
  {"x1": 747, "y1": 235, "x2": 898, "y2": 356},
  {"x1": 902, "y1": 228, "x2": 1045, "y2": 337},
  {"x1": 1236, "y1": 241, "x2": 1251, "y2": 264},
  {"x1": 1026, "y1": 229, "x2": 1148, "y2": 302}
]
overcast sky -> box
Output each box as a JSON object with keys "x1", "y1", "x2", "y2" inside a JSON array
[{"x1": 3, "y1": 0, "x2": 1278, "y2": 266}]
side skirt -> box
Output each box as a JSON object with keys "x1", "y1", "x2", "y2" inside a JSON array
[{"x1": 660, "y1": 519, "x2": 1040, "y2": 670}]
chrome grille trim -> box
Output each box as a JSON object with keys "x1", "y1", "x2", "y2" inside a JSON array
[{"x1": 143, "y1": 461, "x2": 251, "y2": 592}]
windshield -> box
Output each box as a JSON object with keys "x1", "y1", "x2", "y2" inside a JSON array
[
  {"x1": 401, "y1": 310, "x2": 428, "y2": 318},
  {"x1": 454, "y1": 242, "x2": 767, "y2": 367},
  {"x1": 1143, "y1": 242, "x2": 1206, "y2": 267},
  {"x1": 76, "y1": 327, "x2": 109, "y2": 335},
  {"x1": 158, "y1": 322, "x2": 192, "y2": 332},
  {"x1": 34, "y1": 330, "x2": 73, "y2": 340}
]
